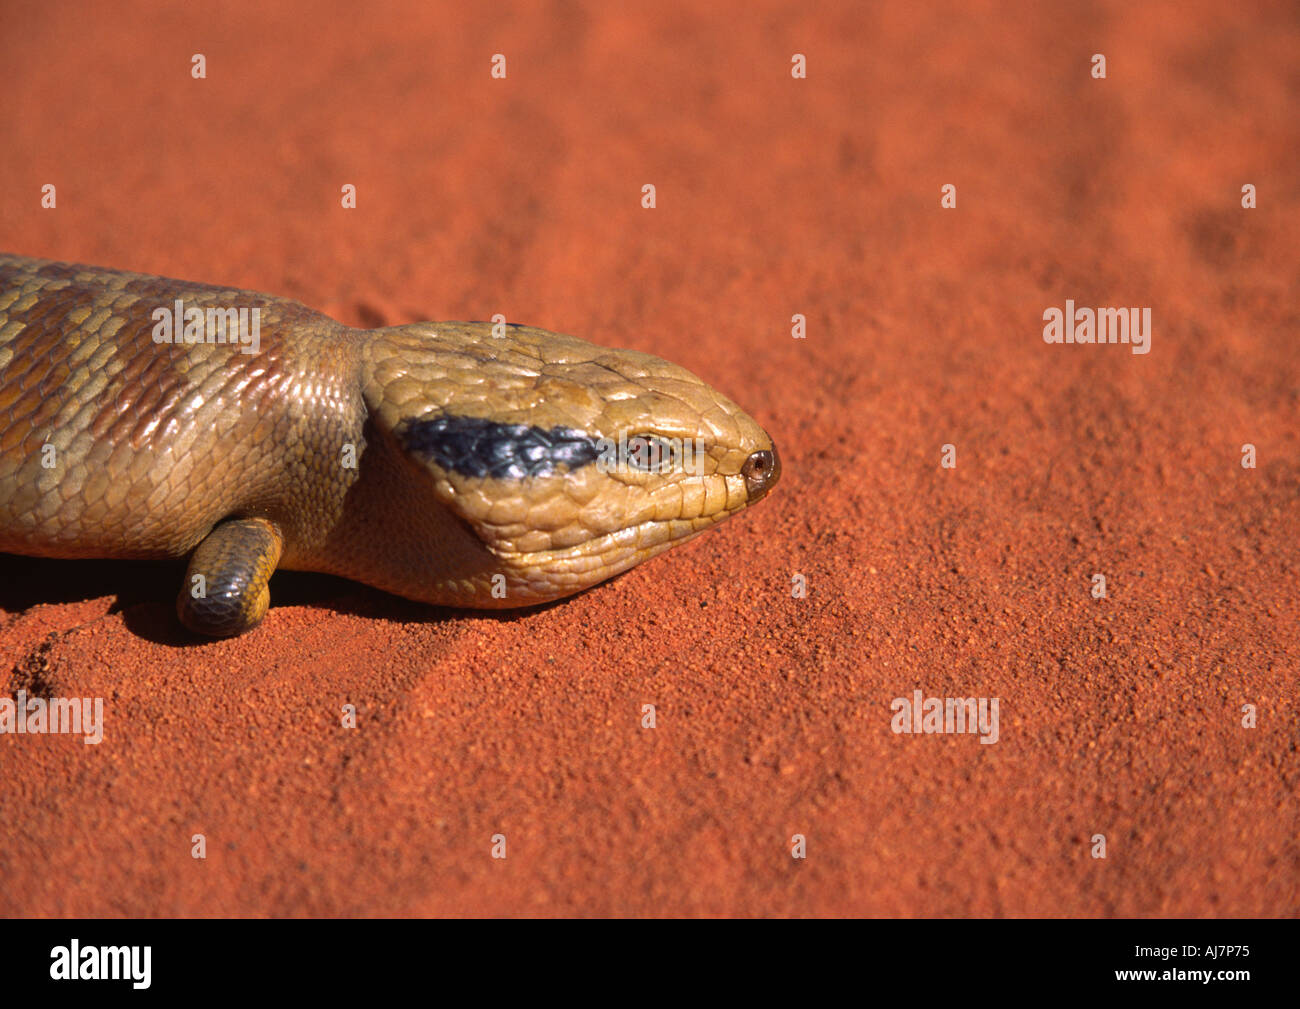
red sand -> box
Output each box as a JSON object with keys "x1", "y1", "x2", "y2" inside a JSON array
[{"x1": 1, "y1": 0, "x2": 1296, "y2": 917}]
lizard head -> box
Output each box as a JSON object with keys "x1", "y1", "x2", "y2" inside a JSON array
[{"x1": 356, "y1": 322, "x2": 780, "y2": 607}]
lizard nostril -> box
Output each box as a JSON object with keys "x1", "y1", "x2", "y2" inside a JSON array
[{"x1": 741, "y1": 444, "x2": 781, "y2": 501}]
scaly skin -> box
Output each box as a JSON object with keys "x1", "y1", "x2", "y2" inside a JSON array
[{"x1": 0, "y1": 254, "x2": 780, "y2": 635}]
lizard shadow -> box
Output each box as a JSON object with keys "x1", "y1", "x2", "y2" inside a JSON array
[{"x1": 0, "y1": 552, "x2": 581, "y2": 646}]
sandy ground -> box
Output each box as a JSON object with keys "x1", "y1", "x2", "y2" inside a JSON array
[{"x1": 1, "y1": 0, "x2": 1296, "y2": 916}]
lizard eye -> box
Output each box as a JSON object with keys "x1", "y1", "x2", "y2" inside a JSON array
[{"x1": 625, "y1": 435, "x2": 676, "y2": 473}]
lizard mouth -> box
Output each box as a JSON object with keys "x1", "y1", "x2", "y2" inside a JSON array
[
  {"x1": 486, "y1": 511, "x2": 744, "y2": 598},
  {"x1": 476, "y1": 465, "x2": 764, "y2": 593}
]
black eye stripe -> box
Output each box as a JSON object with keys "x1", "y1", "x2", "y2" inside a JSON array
[{"x1": 397, "y1": 414, "x2": 602, "y2": 480}]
